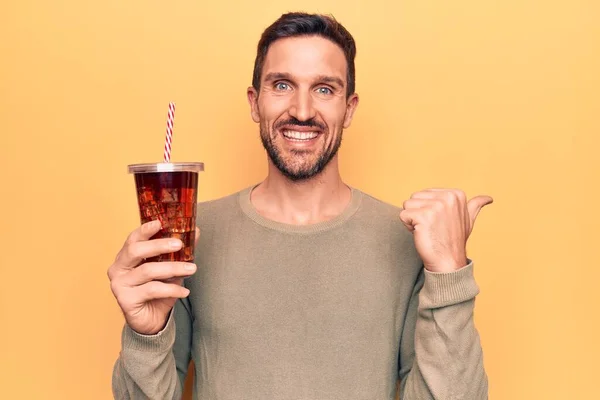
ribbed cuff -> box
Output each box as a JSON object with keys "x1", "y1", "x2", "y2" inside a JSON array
[
  {"x1": 121, "y1": 309, "x2": 175, "y2": 352},
  {"x1": 420, "y1": 259, "x2": 480, "y2": 309}
]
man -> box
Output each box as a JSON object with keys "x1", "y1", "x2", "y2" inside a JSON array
[{"x1": 109, "y1": 12, "x2": 490, "y2": 400}]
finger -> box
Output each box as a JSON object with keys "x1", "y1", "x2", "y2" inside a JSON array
[
  {"x1": 403, "y1": 198, "x2": 433, "y2": 210},
  {"x1": 399, "y1": 209, "x2": 421, "y2": 232},
  {"x1": 135, "y1": 281, "x2": 190, "y2": 302},
  {"x1": 163, "y1": 277, "x2": 184, "y2": 286},
  {"x1": 125, "y1": 262, "x2": 197, "y2": 286},
  {"x1": 467, "y1": 195, "x2": 494, "y2": 225},
  {"x1": 117, "y1": 237, "x2": 184, "y2": 270},
  {"x1": 194, "y1": 226, "x2": 200, "y2": 245},
  {"x1": 125, "y1": 220, "x2": 162, "y2": 245},
  {"x1": 108, "y1": 220, "x2": 165, "y2": 280}
]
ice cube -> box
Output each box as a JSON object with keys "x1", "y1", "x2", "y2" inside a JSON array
[
  {"x1": 183, "y1": 246, "x2": 194, "y2": 261},
  {"x1": 161, "y1": 188, "x2": 179, "y2": 203},
  {"x1": 180, "y1": 188, "x2": 196, "y2": 203},
  {"x1": 166, "y1": 203, "x2": 182, "y2": 218},
  {"x1": 142, "y1": 204, "x2": 160, "y2": 218},
  {"x1": 139, "y1": 188, "x2": 155, "y2": 203},
  {"x1": 183, "y1": 202, "x2": 196, "y2": 217},
  {"x1": 177, "y1": 217, "x2": 192, "y2": 232}
]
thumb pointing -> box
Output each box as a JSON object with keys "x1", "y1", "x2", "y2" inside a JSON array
[{"x1": 467, "y1": 195, "x2": 494, "y2": 225}]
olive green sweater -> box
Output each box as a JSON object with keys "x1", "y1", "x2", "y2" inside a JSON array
[{"x1": 112, "y1": 186, "x2": 488, "y2": 399}]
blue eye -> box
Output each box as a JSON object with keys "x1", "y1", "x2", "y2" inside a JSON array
[
  {"x1": 275, "y1": 82, "x2": 290, "y2": 91},
  {"x1": 317, "y1": 87, "x2": 332, "y2": 95}
]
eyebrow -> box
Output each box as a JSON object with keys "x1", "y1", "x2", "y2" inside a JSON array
[{"x1": 263, "y1": 72, "x2": 345, "y2": 88}]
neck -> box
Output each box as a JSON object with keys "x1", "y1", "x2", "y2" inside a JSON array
[{"x1": 250, "y1": 157, "x2": 352, "y2": 225}]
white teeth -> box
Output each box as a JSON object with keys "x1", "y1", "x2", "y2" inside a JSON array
[{"x1": 282, "y1": 130, "x2": 318, "y2": 140}]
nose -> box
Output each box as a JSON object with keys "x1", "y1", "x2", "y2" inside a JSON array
[{"x1": 288, "y1": 91, "x2": 316, "y2": 122}]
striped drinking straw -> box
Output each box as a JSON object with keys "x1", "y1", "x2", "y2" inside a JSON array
[{"x1": 163, "y1": 102, "x2": 175, "y2": 163}]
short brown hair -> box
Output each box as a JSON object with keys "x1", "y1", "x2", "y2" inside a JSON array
[{"x1": 252, "y1": 12, "x2": 357, "y2": 98}]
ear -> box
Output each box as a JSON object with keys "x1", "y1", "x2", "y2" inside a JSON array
[
  {"x1": 342, "y1": 93, "x2": 359, "y2": 129},
  {"x1": 247, "y1": 87, "x2": 260, "y2": 123}
]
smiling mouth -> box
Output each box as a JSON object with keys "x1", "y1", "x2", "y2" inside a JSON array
[{"x1": 281, "y1": 130, "x2": 320, "y2": 141}]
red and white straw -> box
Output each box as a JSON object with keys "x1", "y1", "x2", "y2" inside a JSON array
[{"x1": 163, "y1": 102, "x2": 175, "y2": 163}]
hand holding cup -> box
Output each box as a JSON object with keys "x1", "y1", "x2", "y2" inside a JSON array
[{"x1": 107, "y1": 221, "x2": 200, "y2": 335}]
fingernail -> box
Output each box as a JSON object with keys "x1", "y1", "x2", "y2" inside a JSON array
[
  {"x1": 169, "y1": 240, "x2": 182, "y2": 249},
  {"x1": 184, "y1": 263, "x2": 196, "y2": 271}
]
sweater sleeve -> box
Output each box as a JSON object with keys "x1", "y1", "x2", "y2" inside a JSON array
[
  {"x1": 111, "y1": 295, "x2": 194, "y2": 400},
  {"x1": 398, "y1": 260, "x2": 488, "y2": 399}
]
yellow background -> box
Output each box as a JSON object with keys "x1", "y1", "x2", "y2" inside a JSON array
[{"x1": 1, "y1": 0, "x2": 598, "y2": 399}]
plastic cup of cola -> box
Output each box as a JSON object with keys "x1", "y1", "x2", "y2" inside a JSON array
[{"x1": 127, "y1": 162, "x2": 204, "y2": 262}]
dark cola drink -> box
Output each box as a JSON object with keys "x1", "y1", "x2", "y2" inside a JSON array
[{"x1": 128, "y1": 162, "x2": 204, "y2": 262}]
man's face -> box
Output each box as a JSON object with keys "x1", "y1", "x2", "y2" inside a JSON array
[{"x1": 247, "y1": 36, "x2": 359, "y2": 181}]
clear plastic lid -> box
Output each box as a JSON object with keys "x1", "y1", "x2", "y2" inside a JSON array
[{"x1": 127, "y1": 162, "x2": 204, "y2": 174}]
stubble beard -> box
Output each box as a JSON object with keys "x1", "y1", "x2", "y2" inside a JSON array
[{"x1": 259, "y1": 121, "x2": 343, "y2": 182}]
